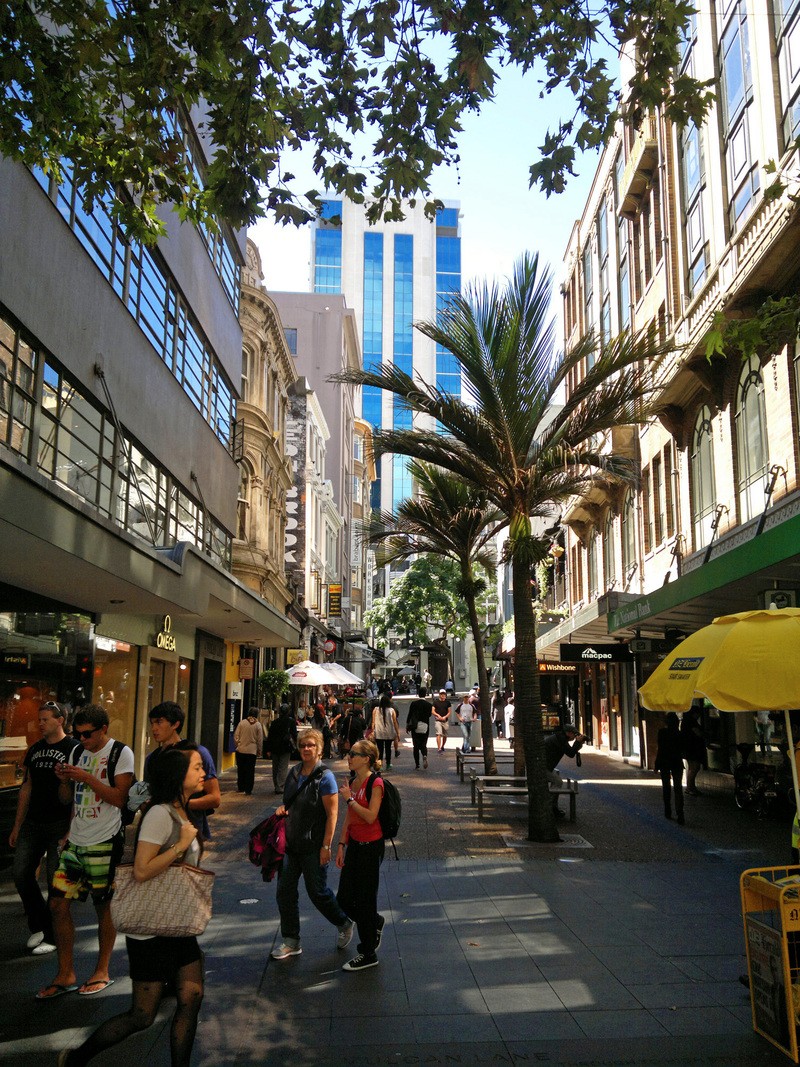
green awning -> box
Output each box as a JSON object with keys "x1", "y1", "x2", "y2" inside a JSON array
[{"x1": 608, "y1": 510, "x2": 800, "y2": 634}]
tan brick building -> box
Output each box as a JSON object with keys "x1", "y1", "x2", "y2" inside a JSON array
[{"x1": 541, "y1": 1, "x2": 800, "y2": 774}]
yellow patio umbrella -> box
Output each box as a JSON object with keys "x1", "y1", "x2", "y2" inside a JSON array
[
  {"x1": 638, "y1": 607, "x2": 800, "y2": 809},
  {"x1": 638, "y1": 608, "x2": 800, "y2": 714}
]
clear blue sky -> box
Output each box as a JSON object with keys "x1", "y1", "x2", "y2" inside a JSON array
[{"x1": 250, "y1": 62, "x2": 608, "y2": 315}]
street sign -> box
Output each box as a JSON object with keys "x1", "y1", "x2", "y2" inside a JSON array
[
  {"x1": 323, "y1": 638, "x2": 336, "y2": 653},
  {"x1": 560, "y1": 643, "x2": 632, "y2": 662}
]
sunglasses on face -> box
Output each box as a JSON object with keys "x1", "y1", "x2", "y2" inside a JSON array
[
  {"x1": 74, "y1": 727, "x2": 100, "y2": 740},
  {"x1": 41, "y1": 701, "x2": 61, "y2": 712}
]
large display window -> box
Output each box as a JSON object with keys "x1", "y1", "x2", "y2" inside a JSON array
[
  {"x1": 0, "y1": 607, "x2": 93, "y2": 789},
  {"x1": 93, "y1": 636, "x2": 139, "y2": 749}
]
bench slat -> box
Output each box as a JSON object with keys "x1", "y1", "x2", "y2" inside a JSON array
[{"x1": 476, "y1": 779, "x2": 579, "y2": 822}]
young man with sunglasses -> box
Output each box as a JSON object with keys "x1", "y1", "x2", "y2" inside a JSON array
[
  {"x1": 9, "y1": 700, "x2": 80, "y2": 957},
  {"x1": 37, "y1": 704, "x2": 133, "y2": 1000}
]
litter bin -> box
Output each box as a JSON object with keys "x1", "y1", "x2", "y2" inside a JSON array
[{"x1": 740, "y1": 865, "x2": 800, "y2": 1061}]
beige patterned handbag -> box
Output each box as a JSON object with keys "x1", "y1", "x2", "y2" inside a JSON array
[{"x1": 111, "y1": 862, "x2": 215, "y2": 937}]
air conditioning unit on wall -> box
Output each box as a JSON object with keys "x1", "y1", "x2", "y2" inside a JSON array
[{"x1": 759, "y1": 589, "x2": 797, "y2": 609}]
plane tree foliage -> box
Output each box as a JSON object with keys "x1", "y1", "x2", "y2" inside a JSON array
[
  {"x1": 365, "y1": 553, "x2": 493, "y2": 652},
  {"x1": 0, "y1": 0, "x2": 712, "y2": 241}
]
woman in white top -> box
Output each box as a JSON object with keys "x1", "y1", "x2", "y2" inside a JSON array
[
  {"x1": 371, "y1": 692, "x2": 401, "y2": 770},
  {"x1": 60, "y1": 747, "x2": 205, "y2": 1067}
]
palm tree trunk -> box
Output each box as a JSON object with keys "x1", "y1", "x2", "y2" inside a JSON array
[
  {"x1": 511, "y1": 552, "x2": 559, "y2": 842},
  {"x1": 465, "y1": 592, "x2": 497, "y2": 775}
]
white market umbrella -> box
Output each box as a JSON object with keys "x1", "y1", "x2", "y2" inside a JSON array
[
  {"x1": 285, "y1": 660, "x2": 332, "y2": 687},
  {"x1": 321, "y1": 662, "x2": 363, "y2": 685}
]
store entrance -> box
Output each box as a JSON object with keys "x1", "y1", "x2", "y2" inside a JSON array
[{"x1": 148, "y1": 657, "x2": 177, "y2": 710}]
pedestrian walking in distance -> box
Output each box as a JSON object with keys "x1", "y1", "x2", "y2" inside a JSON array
[
  {"x1": 431, "y1": 689, "x2": 451, "y2": 753},
  {"x1": 58, "y1": 747, "x2": 206, "y2": 1067},
  {"x1": 336, "y1": 740, "x2": 385, "y2": 971},
  {"x1": 371, "y1": 692, "x2": 401, "y2": 771},
  {"x1": 234, "y1": 709, "x2": 264, "y2": 795},
  {"x1": 265, "y1": 704, "x2": 298, "y2": 794},
  {"x1": 9, "y1": 700, "x2": 80, "y2": 957},
  {"x1": 406, "y1": 687, "x2": 433, "y2": 769},
  {"x1": 655, "y1": 712, "x2": 685, "y2": 825},
  {"x1": 271, "y1": 730, "x2": 353, "y2": 961}
]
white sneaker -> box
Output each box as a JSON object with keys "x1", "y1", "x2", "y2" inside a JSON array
[
  {"x1": 271, "y1": 941, "x2": 302, "y2": 960},
  {"x1": 32, "y1": 941, "x2": 57, "y2": 955},
  {"x1": 337, "y1": 920, "x2": 354, "y2": 950},
  {"x1": 26, "y1": 932, "x2": 44, "y2": 950}
]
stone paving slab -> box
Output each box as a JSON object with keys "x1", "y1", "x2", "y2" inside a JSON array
[{"x1": 0, "y1": 741, "x2": 794, "y2": 1065}]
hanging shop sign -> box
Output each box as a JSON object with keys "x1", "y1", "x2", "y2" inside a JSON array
[
  {"x1": 328, "y1": 584, "x2": 342, "y2": 617},
  {"x1": 155, "y1": 615, "x2": 177, "y2": 652},
  {"x1": 538, "y1": 662, "x2": 578, "y2": 674},
  {"x1": 238, "y1": 658, "x2": 254, "y2": 680},
  {"x1": 286, "y1": 648, "x2": 306, "y2": 666},
  {"x1": 559, "y1": 643, "x2": 632, "y2": 663}
]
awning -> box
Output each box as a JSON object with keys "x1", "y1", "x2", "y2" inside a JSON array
[
  {"x1": 607, "y1": 508, "x2": 800, "y2": 638},
  {"x1": 536, "y1": 592, "x2": 641, "y2": 658},
  {"x1": 1, "y1": 459, "x2": 299, "y2": 646}
]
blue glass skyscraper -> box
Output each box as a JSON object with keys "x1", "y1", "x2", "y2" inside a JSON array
[{"x1": 312, "y1": 198, "x2": 462, "y2": 516}]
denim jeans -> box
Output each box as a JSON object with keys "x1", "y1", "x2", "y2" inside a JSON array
[
  {"x1": 275, "y1": 848, "x2": 349, "y2": 941},
  {"x1": 459, "y1": 721, "x2": 472, "y2": 751},
  {"x1": 12, "y1": 819, "x2": 68, "y2": 942}
]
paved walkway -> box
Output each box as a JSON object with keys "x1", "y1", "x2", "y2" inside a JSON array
[{"x1": 0, "y1": 739, "x2": 793, "y2": 1065}]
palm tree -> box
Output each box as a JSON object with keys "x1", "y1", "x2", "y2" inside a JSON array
[
  {"x1": 367, "y1": 461, "x2": 506, "y2": 773},
  {"x1": 335, "y1": 252, "x2": 664, "y2": 841}
]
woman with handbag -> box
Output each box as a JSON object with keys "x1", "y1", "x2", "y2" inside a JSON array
[
  {"x1": 59, "y1": 747, "x2": 206, "y2": 1066},
  {"x1": 336, "y1": 739, "x2": 385, "y2": 971},
  {"x1": 371, "y1": 692, "x2": 400, "y2": 771}
]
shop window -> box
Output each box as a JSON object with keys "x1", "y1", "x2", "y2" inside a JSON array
[{"x1": 93, "y1": 636, "x2": 138, "y2": 749}]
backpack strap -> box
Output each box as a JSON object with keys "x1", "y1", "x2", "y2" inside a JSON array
[
  {"x1": 107, "y1": 739, "x2": 124, "y2": 788},
  {"x1": 284, "y1": 765, "x2": 324, "y2": 810}
]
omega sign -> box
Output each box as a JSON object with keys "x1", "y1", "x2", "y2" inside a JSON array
[{"x1": 155, "y1": 615, "x2": 177, "y2": 652}]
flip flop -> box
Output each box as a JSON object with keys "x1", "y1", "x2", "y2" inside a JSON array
[
  {"x1": 77, "y1": 978, "x2": 115, "y2": 996},
  {"x1": 36, "y1": 983, "x2": 79, "y2": 1000}
]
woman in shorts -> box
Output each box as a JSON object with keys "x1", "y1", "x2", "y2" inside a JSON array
[{"x1": 59, "y1": 747, "x2": 205, "y2": 1066}]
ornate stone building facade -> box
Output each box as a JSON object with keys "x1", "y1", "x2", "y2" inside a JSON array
[
  {"x1": 541, "y1": 1, "x2": 800, "y2": 774},
  {"x1": 235, "y1": 240, "x2": 297, "y2": 626}
]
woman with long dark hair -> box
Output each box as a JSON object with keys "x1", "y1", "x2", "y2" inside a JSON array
[
  {"x1": 371, "y1": 692, "x2": 400, "y2": 771},
  {"x1": 59, "y1": 746, "x2": 205, "y2": 1066}
]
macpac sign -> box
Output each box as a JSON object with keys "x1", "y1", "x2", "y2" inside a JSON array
[
  {"x1": 155, "y1": 615, "x2": 177, "y2": 652},
  {"x1": 560, "y1": 643, "x2": 632, "y2": 663}
]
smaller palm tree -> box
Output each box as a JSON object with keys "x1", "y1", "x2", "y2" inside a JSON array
[{"x1": 367, "y1": 461, "x2": 506, "y2": 773}]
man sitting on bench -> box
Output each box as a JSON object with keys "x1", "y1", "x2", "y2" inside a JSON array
[{"x1": 544, "y1": 723, "x2": 586, "y2": 818}]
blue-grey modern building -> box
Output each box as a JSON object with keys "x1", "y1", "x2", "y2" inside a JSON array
[{"x1": 312, "y1": 198, "x2": 462, "y2": 516}]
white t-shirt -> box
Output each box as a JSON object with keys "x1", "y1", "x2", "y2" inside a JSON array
[
  {"x1": 128, "y1": 803, "x2": 201, "y2": 941},
  {"x1": 69, "y1": 738, "x2": 134, "y2": 845},
  {"x1": 138, "y1": 803, "x2": 201, "y2": 866}
]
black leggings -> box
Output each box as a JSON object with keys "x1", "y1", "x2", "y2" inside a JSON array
[
  {"x1": 411, "y1": 730, "x2": 429, "y2": 767},
  {"x1": 376, "y1": 738, "x2": 394, "y2": 767},
  {"x1": 63, "y1": 951, "x2": 204, "y2": 1066},
  {"x1": 337, "y1": 838, "x2": 385, "y2": 954}
]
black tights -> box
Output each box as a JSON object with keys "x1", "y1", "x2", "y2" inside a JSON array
[{"x1": 64, "y1": 958, "x2": 204, "y2": 1067}]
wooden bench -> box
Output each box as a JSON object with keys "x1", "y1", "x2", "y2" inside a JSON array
[
  {"x1": 476, "y1": 778, "x2": 579, "y2": 822},
  {"x1": 469, "y1": 772, "x2": 526, "y2": 804},
  {"x1": 455, "y1": 749, "x2": 515, "y2": 782}
]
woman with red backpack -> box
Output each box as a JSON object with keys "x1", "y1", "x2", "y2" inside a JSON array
[{"x1": 335, "y1": 739, "x2": 385, "y2": 972}]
